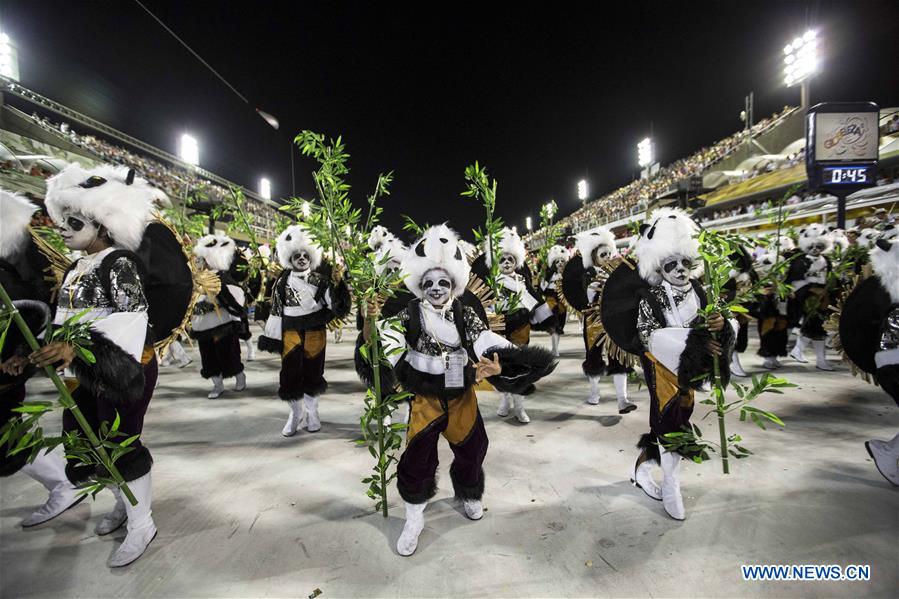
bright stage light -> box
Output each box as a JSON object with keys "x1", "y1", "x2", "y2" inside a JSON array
[
  {"x1": 180, "y1": 134, "x2": 199, "y2": 166},
  {"x1": 259, "y1": 177, "x2": 271, "y2": 200},
  {"x1": 783, "y1": 30, "x2": 818, "y2": 87},
  {"x1": 525, "y1": 216, "x2": 532, "y2": 231},
  {"x1": 0, "y1": 32, "x2": 19, "y2": 82},
  {"x1": 637, "y1": 137, "x2": 654, "y2": 168},
  {"x1": 577, "y1": 179, "x2": 588, "y2": 201}
]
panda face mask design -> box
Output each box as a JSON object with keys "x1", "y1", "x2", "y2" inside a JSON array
[
  {"x1": 660, "y1": 254, "x2": 694, "y2": 287},
  {"x1": 58, "y1": 212, "x2": 100, "y2": 251},
  {"x1": 806, "y1": 241, "x2": 827, "y2": 257},
  {"x1": 592, "y1": 245, "x2": 613, "y2": 265},
  {"x1": 290, "y1": 250, "x2": 311, "y2": 273},
  {"x1": 499, "y1": 253, "x2": 518, "y2": 275},
  {"x1": 422, "y1": 269, "x2": 453, "y2": 307}
]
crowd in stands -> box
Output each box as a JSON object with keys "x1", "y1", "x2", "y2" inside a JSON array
[
  {"x1": 525, "y1": 106, "x2": 798, "y2": 247},
  {"x1": 10, "y1": 111, "x2": 279, "y2": 237}
]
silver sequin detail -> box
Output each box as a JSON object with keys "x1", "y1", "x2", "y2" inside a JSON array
[
  {"x1": 397, "y1": 304, "x2": 486, "y2": 356},
  {"x1": 635, "y1": 285, "x2": 695, "y2": 349},
  {"x1": 60, "y1": 256, "x2": 148, "y2": 313},
  {"x1": 880, "y1": 307, "x2": 899, "y2": 351}
]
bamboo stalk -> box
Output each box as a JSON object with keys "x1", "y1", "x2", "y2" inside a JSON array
[
  {"x1": 0, "y1": 283, "x2": 137, "y2": 505},
  {"x1": 368, "y1": 315, "x2": 389, "y2": 518},
  {"x1": 701, "y1": 263, "x2": 730, "y2": 475}
]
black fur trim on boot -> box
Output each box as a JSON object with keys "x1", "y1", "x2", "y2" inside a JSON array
[
  {"x1": 637, "y1": 433, "x2": 660, "y2": 464},
  {"x1": 65, "y1": 462, "x2": 94, "y2": 486},
  {"x1": 487, "y1": 345, "x2": 558, "y2": 394},
  {"x1": 451, "y1": 466, "x2": 485, "y2": 500},
  {"x1": 301, "y1": 378, "x2": 328, "y2": 399},
  {"x1": 0, "y1": 449, "x2": 29, "y2": 477},
  {"x1": 398, "y1": 475, "x2": 439, "y2": 504},
  {"x1": 70, "y1": 331, "x2": 145, "y2": 406},
  {"x1": 97, "y1": 446, "x2": 153, "y2": 482}
]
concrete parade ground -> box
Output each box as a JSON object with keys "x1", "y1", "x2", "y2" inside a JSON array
[{"x1": 1, "y1": 324, "x2": 897, "y2": 598}]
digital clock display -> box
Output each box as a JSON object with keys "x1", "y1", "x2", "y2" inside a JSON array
[{"x1": 822, "y1": 165, "x2": 875, "y2": 185}]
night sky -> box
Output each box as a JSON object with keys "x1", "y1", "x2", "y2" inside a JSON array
[{"x1": 3, "y1": 1, "x2": 898, "y2": 239}]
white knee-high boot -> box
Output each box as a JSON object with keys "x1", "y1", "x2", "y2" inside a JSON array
[
  {"x1": 208, "y1": 375, "x2": 225, "y2": 399},
  {"x1": 865, "y1": 432, "x2": 899, "y2": 486},
  {"x1": 632, "y1": 455, "x2": 662, "y2": 500},
  {"x1": 813, "y1": 339, "x2": 834, "y2": 371},
  {"x1": 730, "y1": 351, "x2": 748, "y2": 377},
  {"x1": 397, "y1": 501, "x2": 427, "y2": 556},
  {"x1": 169, "y1": 341, "x2": 191, "y2": 368},
  {"x1": 108, "y1": 473, "x2": 157, "y2": 567},
  {"x1": 513, "y1": 395, "x2": 529, "y2": 424},
  {"x1": 614, "y1": 374, "x2": 636, "y2": 413},
  {"x1": 20, "y1": 446, "x2": 82, "y2": 527},
  {"x1": 244, "y1": 337, "x2": 256, "y2": 361},
  {"x1": 304, "y1": 394, "x2": 321, "y2": 432},
  {"x1": 233, "y1": 370, "x2": 247, "y2": 391},
  {"x1": 497, "y1": 392, "x2": 512, "y2": 417},
  {"x1": 282, "y1": 399, "x2": 304, "y2": 437},
  {"x1": 550, "y1": 332, "x2": 560, "y2": 357},
  {"x1": 587, "y1": 376, "x2": 601, "y2": 405},
  {"x1": 95, "y1": 486, "x2": 127, "y2": 535},
  {"x1": 660, "y1": 450, "x2": 685, "y2": 520},
  {"x1": 790, "y1": 335, "x2": 809, "y2": 363}
]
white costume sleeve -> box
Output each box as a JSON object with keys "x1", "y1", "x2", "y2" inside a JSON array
[
  {"x1": 648, "y1": 328, "x2": 691, "y2": 375},
  {"x1": 474, "y1": 329, "x2": 513, "y2": 357}
]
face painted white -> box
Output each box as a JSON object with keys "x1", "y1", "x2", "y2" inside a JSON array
[
  {"x1": 592, "y1": 245, "x2": 613, "y2": 264},
  {"x1": 422, "y1": 268, "x2": 452, "y2": 307},
  {"x1": 499, "y1": 253, "x2": 517, "y2": 275},
  {"x1": 290, "y1": 250, "x2": 311, "y2": 272},
  {"x1": 58, "y1": 212, "x2": 100, "y2": 251},
  {"x1": 659, "y1": 254, "x2": 694, "y2": 287},
  {"x1": 807, "y1": 241, "x2": 827, "y2": 257},
  {"x1": 554, "y1": 259, "x2": 565, "y2": 273}
]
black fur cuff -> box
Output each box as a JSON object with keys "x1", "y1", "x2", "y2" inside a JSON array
[
  {"x1": 257, "y1": 335, "x2": 283, "y2": 354},
  {"x1": 70, "y1": 330, "x2": 145, "y2": 406},
  {"x1": 451, "y1": 467, "x2": 485, "y2": 500},
  {"x1": 353, "y1": 334, "x2": 399, "y2": 397},
  {"x1": 677, "y1": 322, "x2": 735, "y2": 390},
  {"x1": 637, "y1": 433, "x2": 660, "y2": 464},
  {"x1": 487, "y1": 345, "x2": 557, "y2": 394}
]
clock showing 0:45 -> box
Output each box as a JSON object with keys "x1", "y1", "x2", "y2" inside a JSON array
[{"x1": 822, "y1": 165, "x2": 875, "y2": 185}]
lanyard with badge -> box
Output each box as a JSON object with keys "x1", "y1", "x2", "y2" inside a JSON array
[{"x1": 423, "y1": 303, "x2": 467, "y2": 389}]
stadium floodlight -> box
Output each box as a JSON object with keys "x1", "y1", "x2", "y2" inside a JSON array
[
  {"x1": 637, "y1": 137, "x2": 654, "y2": 168},
  {"x1": 0, "y1": 32, "x2": 19, "y2": 82},
  {"x1": 179, "y1": 134, "x2": 199, "y2": 166},
  {"x1": 301, "y1": 200, "x2": 311, "y2": 218},
  {"x1": 783, "y1": 30, "x2": 817, "y2": 106},
  {"x1": 577, "y1": 179, "x2": 589, "y2": 201},
  {"x1": 259, "y1": 177, "x2": 271, "y2": 200},
  {"x1": 525, "y1": 216, "x2": 532, "y2": 231}
]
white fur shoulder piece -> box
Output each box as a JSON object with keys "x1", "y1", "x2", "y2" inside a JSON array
[{"x1": 0, "y1": 190, "x2": 37, "y2": 260}]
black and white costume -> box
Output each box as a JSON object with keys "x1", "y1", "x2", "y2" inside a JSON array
[
  {"x1": 476, "y1": 227, "x2": 555, "y2": 423},
  {"x1": 753, "y1": 241, "x2": 793, "y2": 370},
  {"x1": 259, "y1": 225, "x2": 350, "y2": 435},
  {"x1": 191, "y1": 234, "x2": 248, "y2": 398},
  {"x1": 356, "y1": 224, "x2": 555, "y2": 556},
  {"x1": 0, "y1": 191, "x2": 84, "y2": 528},
  {"x1": 839, "y1": 225, "x2": 899, "y2": 486},
  {"x1": 539, "y1": 244, "x2": 569, "y2": 357},
  {"x1": 44, "y1": 163, "x2": 168, "y2": 567},
  {"x1": 573, "y1": 228, "x2": 635, "y2": 412},
  {"x1": 787, "y1": 224, "x2": 834, "y2": 370},
  {"x1": 605, "y1": 208, "x2": 735, "y2": 521}
]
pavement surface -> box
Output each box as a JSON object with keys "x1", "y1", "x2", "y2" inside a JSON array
[{"x1": 1, "y1": 324, "x2": 897, "y2": 598}]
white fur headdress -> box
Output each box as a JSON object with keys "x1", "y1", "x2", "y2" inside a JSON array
[
  {"x1": 457, "y1": 239, "x2": 478, "y2": 263},
  {"x1": 576, "y1": 227, "x2": 617, "y2": 269},
  {"x1": 485, "y1": 227, "x2": 526, "y2": 268},
  {"x1": 773, "y1": 235, "x2": 796, "y2": 252},
  {"x1": 276, "y1": 225, "x2": 323, "y2": 270},
  {"x1": 797, "y1": 223, "x2": 833, "y2": 254},
  {"x1": 546, "y1": 245, "x2": 569, "y2": 268},
  {"x1": 828, "y1": 228, "x2": 849, "y2": 254},
  {"x1": 45, "y1": 163, "x2": 165, "y2": 252},
  {"x1": 633, "y1": 207, "x2": 700, "y2": 285},
  {"x1": 858, "y1": 228, "x2": 880, "y2": 249},
  {"x1": 0, "y1": 190, "x2": 37, "y2": 260},
  {"x1": 871, "y1": 226, "x2": 899, "y2": 303},
  {"x1": 402, "y1": 224, "x2": 470, "y2": 298},
  {"x1": 374, "y1": 235, "x2": 408, "y2": 275},
  {"x1": 368, "y1": 225, "x2": 392, "y2": 251},
  {"x1": 194, "y1": 234, "x2": 238, "y2": 272}
]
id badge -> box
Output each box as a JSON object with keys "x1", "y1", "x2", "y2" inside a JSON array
[{"x1": 444, "y1": 349, "x2": 467, "y2": 389}]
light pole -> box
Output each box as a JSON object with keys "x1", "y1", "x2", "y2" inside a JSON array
[
  {"x1": 259, "y1": 177, "x2": 271, "y2": 200},
  {"x1": 0, "y1": 32, "x2": 20, "y2": 82},
  {"x1": 577, "y1": 179, "x2": 588, "y2": 207},
  {"x1": 784, "y1": 29, "x2": 817, "y2": 108},
  {"x1": 179, "y1": 133, "x2": 199, "y2": 167}
]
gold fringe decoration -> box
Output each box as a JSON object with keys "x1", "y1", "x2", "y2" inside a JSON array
[
  {"x1": 825, "y1": 268, "x2": 875, "y2": 385},
  {"x1": 467, "y1": 274, "x2": 506, "y2": 333},
  {"x1": 585, "y1": 256, "x2": 639, "y2": 368},
  {"x1": 29, "y1": 228, "x2": 72, "y2": 303}
]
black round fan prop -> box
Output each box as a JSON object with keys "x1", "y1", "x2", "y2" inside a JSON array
[
  {"x1": 136, "y1": 222, "x2": 194, "y2": 344},
  {"x1": 560, "y1": 254, "x2": 589, "y2": 313},
  {"x1": 599, "y1": 261, "x2": 650, "y2": 356},
  {"x1": 839, "y1": 276, "x2": 891, "y2": 375}
]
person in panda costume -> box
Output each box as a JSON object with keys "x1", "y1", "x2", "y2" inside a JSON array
[
  {"x1": 574, "y1": 228, "x2": 636, "y2": 413},
  {"x1": 357, "y1": 224, "x2": 555, "y2": 555},
  {"x1": 754, "y1": 244, "x2": 792, "y2": 370},
  {"x1": 539, "y1": 244, "x2": 569, "y2": 357},
  {"x1": 0, "y1": 191, "x2": 84, "y2": 529},
  {"x1": 191, "y1": 234, "x2": 248, "y2": 398},
  {"x1": 787, "y1": 224, "x2": 834, "y2": 370},
  {"x1": 25, "y1": 164, "x2": 166, "y2": 567},
  {"x1": 628, "y1": 208, "x2": 736, "y2": 520},
  {"x1": 723, "y1": 245, "x2": 757, "y2": 378},
  {"x1": 480, "y1": 227, "x2": 556, "y2": 424},
  {"x1": 839, "y1": 225, "x2": 899, "y2": 486},
  {"x1": 258, "y1": 225, "x2": 351, "y2": 435}
]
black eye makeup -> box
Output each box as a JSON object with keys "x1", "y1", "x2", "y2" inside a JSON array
[{"x1": 66, "y1": 216, "x2": 86, "y2": 231}]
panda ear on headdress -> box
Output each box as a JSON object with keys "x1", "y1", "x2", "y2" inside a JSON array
[
  {"x1": 126, "y1": 169, "x2": 136, "y2": 185},
  {"x1": 639, "y1": 223, "x2": 651, "y2": 237}
]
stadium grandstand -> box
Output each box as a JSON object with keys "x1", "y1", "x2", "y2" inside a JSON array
[
  {"x1": 0, "y1": 78, "x2": 281, "y2": 239},
  {"x1": 526, "y1": 104, "x2": 899, "y2": 248}
]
